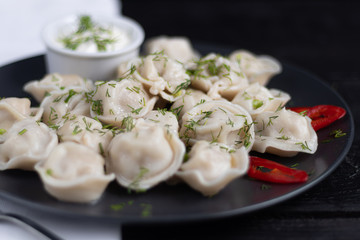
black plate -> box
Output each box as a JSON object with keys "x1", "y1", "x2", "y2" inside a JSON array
[{"x1": 0, "y1": 48, "x2": 354, "y2": 224}]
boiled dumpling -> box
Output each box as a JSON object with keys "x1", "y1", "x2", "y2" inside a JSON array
[
  {"x1": 229, "y1": 50, "x2": 282, "y2": 86},
  {"x1": 179, "y1": 100, "x2": 255, "y2": 151},
  {"x1": 0, "y1": 98, "x2": 28, "y2": 132},
  {"x1": 57, "y1": 115, "x2": 113, "y2": 154},
  {"x1": 117, "y1": 52, "x2": 190, "y2": 102},
  {"x1": 24, "y1": 73, "x2": 94, "y2": 103},
  {"x1": 1, "y1": 98, "x2": 31, "y2": 116},
  {"x1": 231, "y1": 82, "x2": 290, "y2": 118},
  {"x1": 176, "y1": 141, "x2": 249, "y2": 196},
  {"x1": 170, "y1": 89, "x2": 213, "y2": 122},
  {"x1": 0, "y1": 97, "x2": 43, "y2": 133},
  {"x1": 144, "y1": 35, "x2": 199, "y2": 63},
  {"x1": 252, "y1": 108, "x2": 318, "y2": 157},
  {"x1": 142, "y1": 110, "x2": 179, "y2": 134},
  {"x1": 35, "y1": 142, "x2": 115, "y2": 203},
  {"x1": 106, "y1": 119, "x2": 185, "y2": 191},
  {"x1": 0, "y1": 118, "x2": 58, "y2": 171},
  {"x1": 188, "y1": 53, "x2": 249, "y2": 100},
  {"x1": 88, "y1": 79, "x2": 157, "y2": 127},
  {"x1": 40, "y1": 89, "x2": 90, "y2": 127}
]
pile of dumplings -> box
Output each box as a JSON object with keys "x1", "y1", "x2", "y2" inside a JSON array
[{"x1": 0, "y1": 36, "x2": 318, "y2": 203}]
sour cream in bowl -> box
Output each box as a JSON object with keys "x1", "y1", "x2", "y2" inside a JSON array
[{"x1": 42, "y1": 14, "x2": 144, "y2": 81}]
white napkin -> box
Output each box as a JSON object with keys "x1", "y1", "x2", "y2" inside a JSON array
[
  {"x1": 0, "y1": 197, "x2": 121, "y2": 240},
  {"x1": 0, "y1": 0, "x2": 121, "y2": 66},
  {"x1": 0, "y1": 1, "x2": 124, "y2": 239}
]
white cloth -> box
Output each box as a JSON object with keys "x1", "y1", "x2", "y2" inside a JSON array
[
  {"x1": 0, "y1": 1, "x2": 123, "y2": 239},
  {"x1": 0, "y1": 198, "x2": 121, "y2": 240},
  {"x1": 0, "y1": 0, "x2": 121, "y2": 66}
]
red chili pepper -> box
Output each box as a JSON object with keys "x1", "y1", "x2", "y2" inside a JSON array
[
  {"x1": 288, "y1": 105, "x2": 346, "y2": 131},
  {"x1": 248, "y1": 156, "x2": 308, "y2": 183}
]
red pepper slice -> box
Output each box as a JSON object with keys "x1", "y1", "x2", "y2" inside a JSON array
[
  {"x1": 288, "y1": 105, "x2": 346, "y2": 131},
  {"x1": 248, "y1": 156, "x2": 308, "y2": 183}
]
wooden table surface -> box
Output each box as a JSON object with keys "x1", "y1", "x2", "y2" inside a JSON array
[{"x1": 120, "y1": 0, "x2": 360, "y2": 239}]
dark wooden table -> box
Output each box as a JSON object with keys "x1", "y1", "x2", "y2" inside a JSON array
[{"x1": 121, "y1": 0, "x2": 360, "y2": 239}]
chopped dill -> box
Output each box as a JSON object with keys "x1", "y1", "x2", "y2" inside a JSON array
[
  {"x1": 296, "y1": 141, "x2": 312, "y2": 151},
  {"x1": 252, "y1": 99, "x2": 264, "y2": 110},
  {"x1": 330, "y1": 129, "x2": 346, "y2": 138},
  {"x1": 261, "y1": 184, "x2": 272, "y2": 190},
  {"x1": 18, "y1": 129, "x2": 27, "y2": 135},
  {"x1": 72, "y1": 125, "x2": 82, "y2": 135},
  {"x1": 128, "y1": 167, "x2": 149, "y2": 193}
]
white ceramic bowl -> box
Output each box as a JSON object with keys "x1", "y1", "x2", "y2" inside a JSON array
[{"x1": 42, "y1": 15, "x2": 144, "y2": 81}]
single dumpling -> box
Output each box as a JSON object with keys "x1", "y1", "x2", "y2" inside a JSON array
[
  {"x1": 143, "y1": 35, "x2": 199, "y2": 63},
  {"x1": 88, "y1": 79, "x2": 157, "y2": 127},
  {"x1": 252, "y1": 108, "x2": 318, "y2": 157},
  {"x1": 176, "y1": 141, "x2": 249, "y2": 196},
  {"x1": 229, "y1": 50, "x2": 282, "y2": 86},
  {"x1": 170, "y1": 89, "x2": 213, "y2": 122},
  {"x1": 0, "y1": 98, "x2": 27, "y2": 132},
  {"x1": 35, "y1": 142, "x2": 115, "y2": 203},
  {"x1": 106, "y1": 119, "x2": 185, "y2": 191},
  {"x1": 24, "y1": 73, "x2": 94, "y2": 103},
  {"x1": 40, "y1": 89, "x2": 90, "y2": 127},
  {"x1": 187, "y1": 53, "x2": 249, "y2": 100},
  {"x1": 231, "y1": 82, "x2": 291, "y2": 118},
  {"x1": 1, "y1": 98, "x2": 31, "y2": 116},
  {"x1": 57, "y1": 115, "x2": 113, "y2": 154},
  {"x1": 0, "y1": 97, "x2": 44, "y2": 133},
  {"x1": 0, "y1": 118, "x2": 58, "y2": 171},
  {"x1": 179, "y1": 100, "x2": 255, "y2": 151},
  {"x1": 142, "y1": 110, "x2": 179, "y2": 135},
  {"x1": 117, "y1": 52, "x2": 190, "y2": 102}
]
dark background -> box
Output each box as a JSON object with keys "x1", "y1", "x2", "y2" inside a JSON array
[
  {"x1": 122, "y1": 0, "x2": 359, "y2": 79},
  {"x1": 120, "y1": 1, "x2": 360, "y2": 239}
]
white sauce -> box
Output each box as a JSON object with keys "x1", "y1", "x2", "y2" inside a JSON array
[{"x1": 57, "y1": 16, "x2": 131, "y2": 53}]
